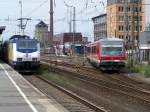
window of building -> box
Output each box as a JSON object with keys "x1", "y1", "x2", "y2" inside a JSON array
[
  {"x1": 139, "y1": 6, "x2": 142, "y2": 12},
  {"x1": 118, "y1": 16, "x2": 124, "y2": 21},
  {"x1": 119, "y1": 0, "x2": 125, "y2": 3},
  {"x1": 128, "y1": 25, "x2": 131, "y2": 31},
  {"x1": 125, "y1": 6, "x2": 131, "y2": 12},
  {"x1": 139, "y1": 16, "x2": 142, "y2": 21},
  {"x1": 128, "y1": 16, "x2": 131, "y2": 21},
  {"x1": 140, "y1": 25, "x2": 142, "y2": 31},
  {"x1": 128, "y1": 7, "x2": 131, "y2": 12},
  {"x1": 119, "y1": 35, "x2": 124, "y2": 39},
  {"x1": 118, "y1": 6, "x2": 124, "y2": 12},
  {"x1": 118, "y1": 25, "x2": 124, "y2": 31}
]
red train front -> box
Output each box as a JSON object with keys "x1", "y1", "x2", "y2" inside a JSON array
[{"x1": 87, "y1": 38, "x2": 126, "y2": 70}]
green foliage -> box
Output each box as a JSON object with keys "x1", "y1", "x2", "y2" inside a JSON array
[
  {"x1": 37, "y1": 64, "x2": 49, "y2": 74},
  {"x1": 130, "y1": 65, "x2": 141, "y2": 73},
  {"x1": 126, "y1": 59, "x2": 134, "y2": 69},
  {"x1": 126, "y1": 62, "x2": 150, "y2": 77},
  {"x1": 143, "y1": 66, "x2": 150, "y2": 78}
]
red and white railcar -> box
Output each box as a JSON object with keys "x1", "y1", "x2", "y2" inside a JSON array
[{"x1": 87, "y1": 38, "x2": 126, "y2": 70}]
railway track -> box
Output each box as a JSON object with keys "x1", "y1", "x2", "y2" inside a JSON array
[
  {"x1": 23, "y1": 74, "x2": 107, "y2": 112},
  {"x1": 82, "y1": 67, "x2": 150, "y2": 92},
  {"x1": 37, "y1": 65, "x2": 150, "y2": 111},
  {"x1": 40, "y1": 56, "x2": 150, "y2": 111},
  {"x1": 41, "y1": 55, "x2": 150, "y2": 92},
  {"x1": 41, "y1": 57, "x2": 150, "y2": 103},
  {"x1": 55, "y1": 65, "x2": 150, "y2": 103}
]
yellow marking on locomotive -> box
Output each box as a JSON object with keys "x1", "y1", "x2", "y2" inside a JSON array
[{"x1": 8, "y1": 43, "x2": 14, "y2": 61}]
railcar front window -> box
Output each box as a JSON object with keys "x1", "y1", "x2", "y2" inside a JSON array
[
  {"x1": 101, "y1": 41, "x2": 123, "y2": 56},
  {"x1": 101, "y1": 47, "x2": 123, "y2": 56}
]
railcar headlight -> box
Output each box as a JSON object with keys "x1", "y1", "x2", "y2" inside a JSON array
[{"x1": 17, "y1": 58, "x2": 22, "y2": 62}]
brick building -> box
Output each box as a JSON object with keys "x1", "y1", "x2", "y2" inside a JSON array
[
  {"x1": 107, "y1": 0, "x2": 146, "y2": 43},
  {"x1": 53, "y1": 33, "x2": 82, "y2": 44}
]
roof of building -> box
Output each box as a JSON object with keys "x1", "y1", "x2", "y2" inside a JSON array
[
  {"x1": 92, "y1": 13, "x2": 107, "y2": 21},
  {"x1": 36, "y1": 21, "x2": 48, "y2": 28},
  {"x1": 54, "y1": 32, "x2": 82, "y2": 37},
  {"x1": 107, "y1": 0, "x2": 141, "y2": 6}
]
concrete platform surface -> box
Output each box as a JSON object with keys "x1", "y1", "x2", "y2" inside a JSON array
[{"x1": 0, "y1": 63, "x2": 69, "y2": 112}]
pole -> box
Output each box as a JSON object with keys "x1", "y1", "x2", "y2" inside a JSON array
[
  {"x1": 125, "y1": 0, "x2": 130, "y2": 61},
  {"x1": 18, "y1": 1, "x2": 30, "y2": 35},
  {"x1": 136, "y1": 0, "x2": 140, "y2": 63},
  {"x1": 73, "y1": 7, "x2": 76, "y2": 34},
  {"x1": 131, "y1": 0, "x2": 136, "y2": 67},
  {"x1": 72, "y1": 7, "x2": 76, "y2": 55},
  {"x1": 19, "y1": 1, "x2": 23, "y2": 35},
  {"x1": 69, "y1": 8, "x2": 72, "y2": 33},
  {"x1": 50, "y1": 0, "x2": 54, "y2": 45}
]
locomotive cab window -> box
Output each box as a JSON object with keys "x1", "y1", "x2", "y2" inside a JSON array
[{"x1": 17, "y1": 40, "x2": 37, "y2": 49}]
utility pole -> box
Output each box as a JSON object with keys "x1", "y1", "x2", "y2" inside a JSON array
[
  {"x1": 69, "y1": 8, "x2": 72, "y2": 32},
  {"x1": 131, "y1": 1, "x2": 135, "y2": 65},
  {"x1": 64, "y1": 1, "x2": 74, "y2": 33},
  {"x1": 131, "y1": 0, "x2": 137, "y2": 66},
  {"x1": 18, "y1": 1, "x2": 31, "y2": 35},
  {"x1": 136, "y1": 0, "x2": 141, "y2": 63},
  {"x1": 64, "y1": 2, "x2": 76, "y2": 56},
  {"x1": 18, "y1": 0, "x2": 23, "y2": 34},
  {"x1": 73, "y1": 7, "x2": 76, "y2": 34},
  {"x1": 72, "y1": 7, "x2": 76, "y2": 56},
  {"x1": 131, "y1": 0, "x2": 141, "y2": 64},
  {"x1": 125, "y1": 0, "x2": 130, "y2": 60},
  {"x1": 50, "y1": 0, "x2": 54, "y2": 45},
  {"x1": 73, "y1": 7, "x2": 76, "y2": 43}
]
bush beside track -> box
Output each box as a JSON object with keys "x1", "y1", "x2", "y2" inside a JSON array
[{"x1": 126, "y1": 60, "x2": 150, "y2": 77}]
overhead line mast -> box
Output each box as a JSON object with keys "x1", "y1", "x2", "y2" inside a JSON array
[
  {"x1": 18, "y1": 1, "x2": 31, "y2": 35},
  {"x1": 50, "y1": 0, "x2": 54, "y2": 44}
]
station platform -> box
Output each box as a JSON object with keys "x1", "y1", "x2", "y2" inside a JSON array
[{"x1": 0, "y1": 62, "x2": 69, "y2": 112}]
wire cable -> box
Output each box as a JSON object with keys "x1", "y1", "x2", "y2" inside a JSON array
[{"x1": 25, "y1": 0, "x2": 48, "y2": 17}]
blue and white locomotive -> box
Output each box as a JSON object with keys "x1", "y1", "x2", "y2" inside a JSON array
[{"x1": 3, "y1": 35, "x2": 40, "y2": 70}]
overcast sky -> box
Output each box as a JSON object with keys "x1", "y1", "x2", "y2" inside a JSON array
[{"x1": 0, "y1": 0, "x2": 149, "y2": 41}]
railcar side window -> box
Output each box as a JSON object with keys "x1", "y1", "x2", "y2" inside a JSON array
[{"x1": 87, "y1": 47, "x2": 90, "y2": 53}]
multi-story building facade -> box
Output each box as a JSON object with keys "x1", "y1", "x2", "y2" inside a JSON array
[
  {"x1": 107, "y1": 0, "x2": 146, "y2": 44},
  {"x1": 35, "y1": 21, "x2": 51, "y2": 47},
  {"x1": 92, "y1": 14, "x2": 107, "y2": 41}
]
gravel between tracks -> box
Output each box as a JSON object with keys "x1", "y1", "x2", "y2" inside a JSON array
[
  {"x1": 47, "y1": 68, "x2": 150, "y2": 112},
  {"x1": 24, "y1": 75, "x2": 96, "y2": 112}
]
